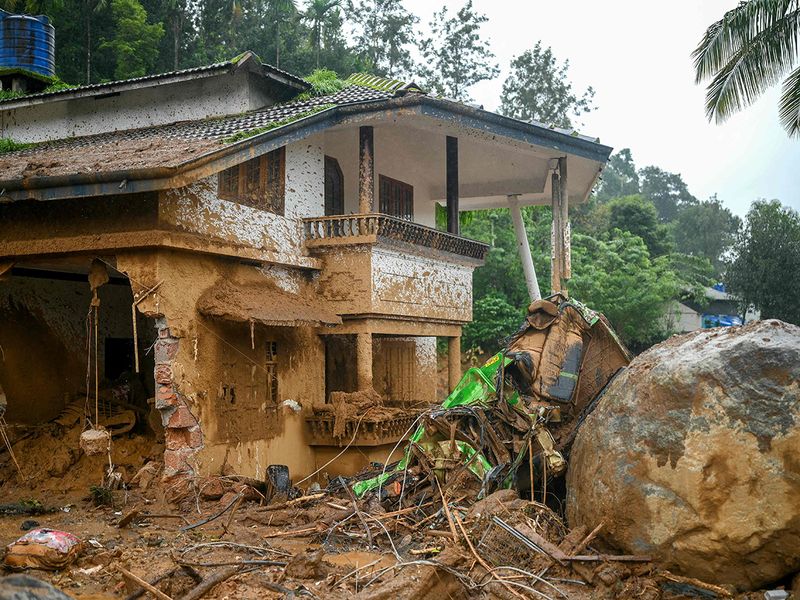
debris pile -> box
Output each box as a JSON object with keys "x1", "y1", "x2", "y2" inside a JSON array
[{"x1": 2, "y1": 299, "x2": 799, "y2": 599}]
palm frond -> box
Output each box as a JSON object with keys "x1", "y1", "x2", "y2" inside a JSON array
[
  {"x1": 703, "y1": 7, "x2": 800, "y2": 122},
  {"x1": 693, "y1": 0, "x2": 799, "y2": 83},
  {"x1": 779, "y1": 64, "x2": 800, "y2": 135}
]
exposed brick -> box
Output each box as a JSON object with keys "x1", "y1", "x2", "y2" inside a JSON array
[
  {"x1": 163, "y1": 447, "x2": 196, "y2": 477},
  {"x1": 164, "y1": 425, "x2": 204, "y2": 451},
  {"x1": 155, "y1": 365, "x2": 173, "y2": 385},
  {"x1": 155, "y1": 390, "x2": 179, "y2": 411},
  {"x1": 167, "y1": 404, "x2": 198, "y2": 429},
  {"x1": 158, "y1": 327, "x2": 172, "y2": 339},
  {"x1": 154, "y1": 339, "x2": 178, "y2": 364},
  {"x1": 186, "y1": 426, "x2": 203, "y2": 448}
]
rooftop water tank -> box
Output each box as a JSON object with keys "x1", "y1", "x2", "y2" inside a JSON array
[{"x1": 0, "y1": 9, "x2": 55, "y2": 79}]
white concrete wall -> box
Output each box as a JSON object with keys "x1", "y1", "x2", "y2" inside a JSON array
[
  {"x1": 160, "y1": 140, "x2": 325, "y2": 267},
  {"x1": 371, "y1": 247, "x2": 473, "y2": 321},
  {"x1": 0, "y1": 70, "x2": 273, "y2": 143}
]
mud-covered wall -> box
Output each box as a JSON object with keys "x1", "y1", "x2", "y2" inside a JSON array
[
  {"x1": 118, "y1": 250, "x2": 321, "y2": 480},
  {"x1": 371, "y1": 247, "x2": 472, "y2": 322},
  {"x1": 159, "y1": 140, "x2": 324, "y2": 267},
  {"x1": 0, "y1": 194, "x2": 159, "y2": 250},
  {"x1": 0, "y1": 273, "x2": 139, "y2": 423},
  {"x1": 1, "y1": 70, "x2": 271, "y2": 144},
  {"x1": 373, "y1": 336, "x2": 437, "y2": 405},
  {"x1": 316, "y1": 245, "x2": 473, "y2": 322}
]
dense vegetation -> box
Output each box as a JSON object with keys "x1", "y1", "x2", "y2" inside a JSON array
[{"x1": 2, "y1": 0, "x2": 795, "y2": 349}]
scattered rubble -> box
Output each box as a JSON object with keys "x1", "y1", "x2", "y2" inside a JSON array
[
  {"x1": 568, "y1": 319, "x2": 800, "y2": 591},
  {"x1": 1, "y1": 303, "x2": 798, "y2": 599}
]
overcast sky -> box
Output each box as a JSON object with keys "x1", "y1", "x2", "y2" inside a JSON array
[{"x1": 403, "y1": 0, "x2": 800, "y2": 217}]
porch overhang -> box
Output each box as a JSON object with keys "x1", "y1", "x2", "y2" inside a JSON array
[
  {"x1": 0, "y1": 94, "x2": 612, "y2": 204},
  {"x1": 197, "y1": 279, "x2": 342, "y2": 328}
]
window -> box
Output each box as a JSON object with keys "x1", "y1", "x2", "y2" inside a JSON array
[
  {"x1": 217, "y1": 147, "x2": 285, "y2": 214},
  {"x1": 324, "y1": 156, "x2": 344, "y2": 216},
  {"x1": 266, "y1": 341, "x2": 278, "y2": 405},
  {"x1": 379, "y1": 175, "x2": 413, "y2": 220}
]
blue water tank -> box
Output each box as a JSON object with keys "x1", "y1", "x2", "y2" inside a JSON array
[{"x1": 0, "y1": 9, "x2": 55, "y2": 78}]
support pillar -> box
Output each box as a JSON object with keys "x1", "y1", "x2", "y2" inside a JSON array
[
  {"x1": 359, "y1": 126, "x2": 374, "y2": 214},
  {"x1": 446, "y1": 136, "x2": 459, "y2": 234},
  {"x1": 356, "y1": 332, "x2": 373, "y2": 391},
  {"x1": 508, "y1": 195, "x2": 541, "y2": 302},
  {"x1": 550, "y1": 157, "x2": 571, "y2": 294},
  {"x1": 448, "y1": 336, "x2": 461, "y2": 391}
]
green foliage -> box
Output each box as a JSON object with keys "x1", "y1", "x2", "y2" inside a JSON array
[
  {"x1": 0, "y1": 89, "x2": 24, "y2": 101},
  {"x1": 349, "y1": 0, "x2": 418, "y2": 78},
  {"x1": 570, "y1": 231, "x2": 682, "y2": 350},
  {"x1": 89, "y1": 484, "x2": 114, "y2": 506},
  {"x1": 298, "y1": 68, "x2": 347, "y2": 99},
  {"x1": 674, "y1": 195, "x2": 741, "y2": 275},
  {"x1": 99, "y1": 0, "x2": 164, "y2": 80},
  {"x1": 639, "y1": 165, "x2": 697, "y2": 222},
  {"x1": 463, "y1": 293, "x2": 523, "y2": 353},
  {"x1": 417, "y1": 0, "x2": 498, "y2": 101},
  {"x1": 694, "y1": 0, "x2": 800, "y2": 137},
  {"x1": 725, "y1": 199, "x2": 800, "y2": 324},
  {"x1": 607, "y1": 195, "x2": 674, "y2": 257},
  {"x1": 499, "y1": 42, "x2": 595, "y2": 128},
  {"x1": 594, "y1": 148, "x2": 639, "y2": 202},
  {"x1": 0, "y1": 138, "x2": 34, "y2": 153}
]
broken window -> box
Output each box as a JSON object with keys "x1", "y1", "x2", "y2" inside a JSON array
[
  {"x1": 379, "y1": 175, "x2": 413, "y2": 220},
  {"x1": 217, "y1": 147, "x2": 285, "y2": 214},
  {"x1": 266, "y1": 341, "x2": 278, "y2": 405}
]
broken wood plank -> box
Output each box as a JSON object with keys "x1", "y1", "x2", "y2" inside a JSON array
[
  {"x1": 179, "y1": 566, "x2": 240, "y2": 600},
  {"x1": 660, "y1": 572, "x2": 733, "y2": 597},
  {"x1": 255, "y1": 492, "x2": 326, "y2": 512},
  {"x1": 117, "y1": 565, "x2": 173, "y2": 600},
  {"x1": 567, "y1": 554, "x2": 651, "y2": 562}
]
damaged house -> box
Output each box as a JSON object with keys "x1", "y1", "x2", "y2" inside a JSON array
[{"x1": 0, "y1": 51, "x2": 612, "y2": 483}]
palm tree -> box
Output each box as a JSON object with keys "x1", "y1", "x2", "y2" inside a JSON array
[
  {"x1": 304, "y1": 0, "x2": 338, "y2": 68},
  {"x1": 694, "y1": 0, "x2": 800, "y2": 137},
  {"x1": 266, "y1": 0, "x2": 296, "y2": 68}
]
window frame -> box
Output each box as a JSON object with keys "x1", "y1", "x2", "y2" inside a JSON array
[
  {"x1": 217, "y1": 147, "x2": 285, "y2": 215},
  {"x1": 379, "y1": 174, "x2": 414, "y2": 220}
]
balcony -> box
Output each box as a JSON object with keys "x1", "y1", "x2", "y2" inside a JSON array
[{"x1": 303, "y1": 213, "x2": 489, "y2": 262}]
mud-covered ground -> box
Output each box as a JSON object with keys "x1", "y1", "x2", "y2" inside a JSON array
[{"x1": 0, "y1": 425, "x2": 785, "y2": 599}]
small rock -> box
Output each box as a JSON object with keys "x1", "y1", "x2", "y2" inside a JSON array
[{"x1": 21, "y1": 520, "x2": 40, "y2": 531}]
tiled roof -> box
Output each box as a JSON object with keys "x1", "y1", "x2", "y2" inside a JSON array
[
  {"x1": 0, "y1": 69, "x2": 609, "y2": 185},
  {"x1": 0, "y1": 52, "x2": 308, "y2": 107},
  {"x1": 0, "y1": 82, "x2": 394, "y2": 180}
]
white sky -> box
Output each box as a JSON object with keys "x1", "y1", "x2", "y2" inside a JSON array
[{"x1": 403, "y1": 0, "x2": 800, "y2": 217}]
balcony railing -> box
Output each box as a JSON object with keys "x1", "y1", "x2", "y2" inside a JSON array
[{"x1": 303, "y1": 213, "x2": 489, "y2": 260}]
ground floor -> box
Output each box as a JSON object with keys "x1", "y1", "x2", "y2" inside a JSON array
[{"x1": 0, "y1": 249, "x2": 464, "y2": 484}]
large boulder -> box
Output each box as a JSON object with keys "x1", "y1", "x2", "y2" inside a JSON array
[{"x1": 566, "y1": 319, "x2": 800, "y2": 591}]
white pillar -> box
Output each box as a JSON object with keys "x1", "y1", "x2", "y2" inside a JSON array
[{"x1": 508, "y1": 195, "x2": 541, "y2": 302}]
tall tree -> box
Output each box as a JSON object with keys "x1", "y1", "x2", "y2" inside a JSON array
[
  {"x1": 639, "y1": 165, "x2": 696, "y2": 222},
  {"x1": 594, "y1": 148, "x2": 640, "y2": 202},
  {"x1": 267, "y1": 0, "x2": 297, "y2": 67},
  {"x1": 674, "y1": 195, "x2": 741, "y2": 276},
  {"x1": 607, "y1": 195, "x2": 674, "y2": 257},
  {"x1": 725, "y1": 199, "x2": 800, "y2": 324},
  {"x1": 418, "y1": 0, "x2": 498, "y2": 101},
  {"x1": 499, "y1": 42, "x2": 595, "y2": 128},
  {"x1": 349, "y1": 0, "x2": 417, "y2": 77},
  {"x1": 100, "y1": 0, "x2": 164, "y2": 79},
  {"x1": 694, "y1": 0, "x2": 800, "y2": 137},
  {"x1": 304, "y1": 0, "x2": 338, "y2": 69}
]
